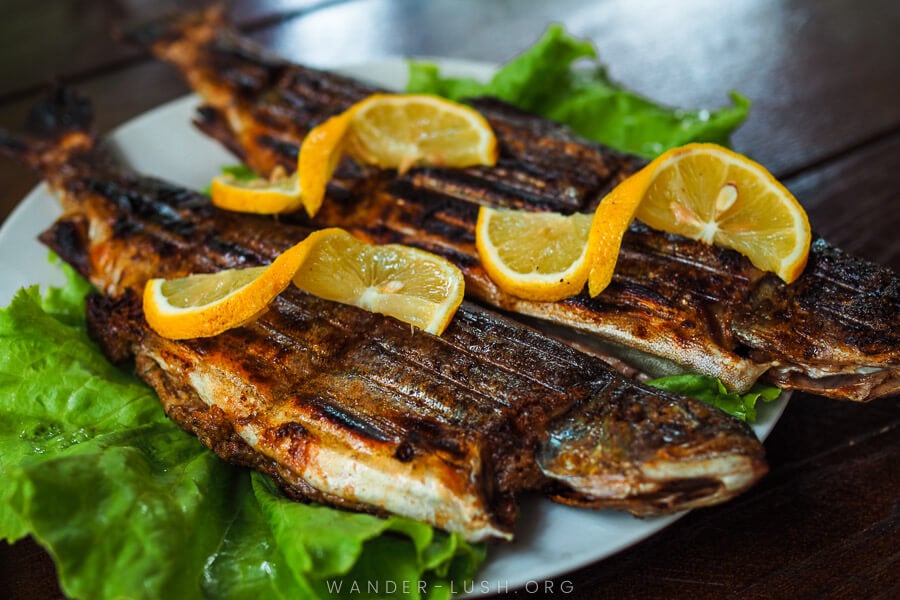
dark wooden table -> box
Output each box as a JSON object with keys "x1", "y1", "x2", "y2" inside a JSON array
[{"x1": 1, "y1": 1, "x2": 898, "y2": 598}]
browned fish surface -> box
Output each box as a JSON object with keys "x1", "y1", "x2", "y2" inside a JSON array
[
  {"x1": 135, "y1": 8, "x2": 899, "y2": 401},
  {"x1": 0, "y1": 88, "x2": 768, "y2": 541}
]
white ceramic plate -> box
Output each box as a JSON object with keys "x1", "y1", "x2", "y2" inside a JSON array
[{"x1": 0, "y1": 58, "x2": 788, "y2": 596}]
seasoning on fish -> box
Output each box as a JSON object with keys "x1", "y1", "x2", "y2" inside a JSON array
[
  {"x1": 1, "y1": 87, "x2": 769, "y2": 542},
  {"x1": 135, "y1": 8, "x2": 899, "y2": 401}
]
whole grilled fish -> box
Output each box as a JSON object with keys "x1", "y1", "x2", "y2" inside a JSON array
[
  {"x1": 0, "y1": 88, "x2": 767, "y2": 541},
  {"x1": 134, "y1": 8, "x2": 899, "y2": 402}
]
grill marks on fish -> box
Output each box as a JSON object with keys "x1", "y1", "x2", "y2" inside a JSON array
[
  {"x1": 298, "y1": 166, "x2": 776, "y2": 389},
  {"x1": 348, "y1": 167, "x2": 777, "y2": 390},
  {"x1": 91, "y1": 279, "x2": 522, "y2": 539},
  {"x1": 410, "y1": 98, "x2": 644, "y2": 214},
  {"x1": 149, "y1": 37, "x2": 778, "y2": 390},
  {"x1": 143, "y1": 14, "x2": 899, "y2": 401},
  {"x1": 0, "y1": 96, "x2": 775, "y2": 539}
]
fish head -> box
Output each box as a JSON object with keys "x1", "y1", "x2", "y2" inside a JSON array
[
  {"x1": 537, "y1": 381, "x2": 768, "y2": 514},
  {"x1": 735, "y1": 240, "x2": 900, "y2": 402}
]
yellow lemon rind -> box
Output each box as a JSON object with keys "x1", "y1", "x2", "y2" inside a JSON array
[
  {"x1": 297, "y1": 113, "x2": 355, "y2": 217},
  {"x1": 586, "y1": 164, "x2": 658, "y2": 297},
  {"x1": 143, "y1": 241, "x2": 311, "y2": 340}
]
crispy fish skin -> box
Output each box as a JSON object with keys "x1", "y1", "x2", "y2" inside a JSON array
[
  {"x1": 1, "y1": 88, "x2": 769, "y2": 541},
  {"x1": 137, "y1": 9, "x2": 899, "y2": 401}
]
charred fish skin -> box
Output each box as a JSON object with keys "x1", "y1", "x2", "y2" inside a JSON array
[
  {"x1": 2, "y1": 88, "x2": 770, "y2": 541},
  {"x1": 136, "y1": 9, "x2": 899, "y2": 402}
]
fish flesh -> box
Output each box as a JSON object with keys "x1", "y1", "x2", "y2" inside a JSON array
[
  {"x1": 0, "y1": 88, "x2": 767, "y2": 542},
  {"x1": 134, "y1": 8, "x2": 899, "y2": 402}
]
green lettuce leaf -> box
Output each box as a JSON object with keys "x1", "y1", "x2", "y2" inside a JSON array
[
  {"x1": 38, "y1": 253, "x2": 96, "y2": 326},
  {"x1": 0, "y1": 261, "x2": 484, "y2": 599},
  {"x1": 407, "y1": 24, "x2": 750, "y2": 158},
  {"x1": 647, "y1": 374, "x2": 781, "y2": 422}
]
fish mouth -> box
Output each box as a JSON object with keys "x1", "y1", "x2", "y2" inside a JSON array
[
  {"x1": 764, "y1": 363, "x2": 900, "y2": 402},
  {"x1": 542, "y1": 453, "x2": 768, "y2": 515}
]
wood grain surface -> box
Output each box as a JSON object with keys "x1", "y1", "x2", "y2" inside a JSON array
[{"x1": 0, "y1": 1, "x2": 897, "y2": 598}]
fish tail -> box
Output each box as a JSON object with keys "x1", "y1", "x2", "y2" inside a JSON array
[
  {"x1": 0, "y1": 86, "x2": 95, "y2": 178},
  {"x1": 114, "y1": 4, "x2": 227, "y2": 52},
  {"x1": 114, "y1": 4, "x2": 236, "y2": 76}
]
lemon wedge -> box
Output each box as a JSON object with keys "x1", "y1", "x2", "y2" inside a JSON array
[
  {"x1": 292, "y1": 229, "x2": 465, "y2": 335},
  {"x1": 212, "y1": 94, "x2": 497, "y2": 218},
  {"x1": 589, "y1": 143, "x2": 811, "y2": 295},
  {"x1": 344, "y1": 93, "x2": 498, "y2": 173},
  {"x1": 144, "y1": 228, "x2": 466, "y2": 339},
  {"x1": 296, "y1": 94, "x2": 498, "y2": 217},
  {"x1": 473, "y1": 143, "x2": 811, "y2": 300}
]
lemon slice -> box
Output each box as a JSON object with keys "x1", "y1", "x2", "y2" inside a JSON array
[
  {"x1": 344, "y1": 94, "x2": 498, "y2": 173},
  {"x1": 143, "y1": 242, "x2": 309, "y2": 339},
  {"x1": 475, "y1": 207, "x2": 594, "y2": 301},
  {"x1": 296, "y1": 94, "x2": 498, "y2": 217},
  {"x1": 210, "y1": 166, "x2": 303, "y2": 215},
  {"x1": 144, "y1": 228, "x2": 465, "y2": 339},
  {"x1": 292, "y1": 229, "x2": 465, "y2": 335},
  {"x1": 634, "y1": 143, "x2": 811, "y2": 283}
]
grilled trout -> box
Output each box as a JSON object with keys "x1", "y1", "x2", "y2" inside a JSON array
[
  {"x1": 0, "y1": 88, "x2": 768, "y2": 541},
  {"x1": 134, "y1": 8, "x2": 899, "y2": 402}
]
